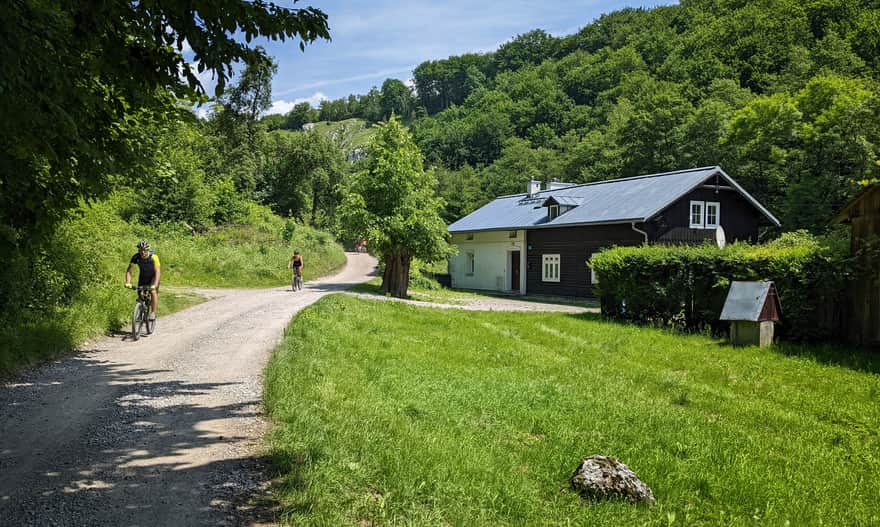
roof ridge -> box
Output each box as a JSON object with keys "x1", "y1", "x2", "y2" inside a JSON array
[
  {"x1": 500, "y1": 167, "x2": 719, "y2": 199},
  {"x1": 549, "y1": 166, "x2": 720, "y2": 193}
]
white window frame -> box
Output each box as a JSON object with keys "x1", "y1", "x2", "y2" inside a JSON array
[
  {"x1": 466, "y1": 252, "x2": 475, "y2": 275},
  {"x1": 588, "y1": 255, "x2": 599, "y2": 285},
  {"x1": 690, "y1": 200, "x2": 721, "y2": 229},
  {"x1": 705, "y1": 201, "x2": 720, "y2": 229},
  {"x1": 542, "y1": 254, "x2": 560, "y2": 282},
  {"x1": 548, "y1": 205, "x2": 559, "y2": 220},
  {"x1": 689, "y1": 200, "x2": 705, "y2": 228}
]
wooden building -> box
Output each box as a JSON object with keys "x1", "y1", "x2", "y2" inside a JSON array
[
  {"x1": 834, "y1": 184, "x2": 880, "y2": 347},
  {"x1": 448, "y1": 166, "x2": 780, "y2": 297}
]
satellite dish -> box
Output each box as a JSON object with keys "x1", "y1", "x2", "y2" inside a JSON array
[{"x1": 715, "y1": 225, "x2": 726, "y2": 249}]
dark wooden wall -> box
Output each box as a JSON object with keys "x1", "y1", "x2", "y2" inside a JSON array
[
  {"x1": 526, "y1": 224, "x2": 643, "y2": 297},
  {"x1": 844, "y1": 187, "x2": 880, "y2": 347},
  {"x1": 646, "y1": 187, "x2": 764, "y2": 242}
]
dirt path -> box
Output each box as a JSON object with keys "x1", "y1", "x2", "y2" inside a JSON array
[{"x1": 0, "y1": 252, "x2": 377, "y2": 527}]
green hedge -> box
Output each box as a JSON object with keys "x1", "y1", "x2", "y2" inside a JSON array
[{"x1": 589, "y1": 232, "x2": 848, "y2": 341}]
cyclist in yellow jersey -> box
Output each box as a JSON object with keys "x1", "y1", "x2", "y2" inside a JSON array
[{"x1": 125, "y1": 240, "x2": 161, "y2": 320}]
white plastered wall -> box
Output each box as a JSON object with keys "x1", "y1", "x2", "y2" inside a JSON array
[{"x1": 449, "y1": 231, "x2": 527, "y2": 294}]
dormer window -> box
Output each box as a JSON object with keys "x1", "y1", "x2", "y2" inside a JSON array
[{"x1": 542, "y1": 196, "x2": 580, "y2": 221}]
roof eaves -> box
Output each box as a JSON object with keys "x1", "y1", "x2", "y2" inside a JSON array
[
  {"x1": 448, "y1": 218, "x2": 643, "y2": 234},
  {"x1": 715, "y1": 167, "x2": 781, "y2": 227}
]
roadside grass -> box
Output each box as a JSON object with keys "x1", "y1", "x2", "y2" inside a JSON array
[
  {"x1": 0, "y1": 200, "x2": 346, "y2": 377},
  {"x1": 351, "y1": 278, "x2": 598, "y2": 308},
  {"x1": 265, "y1": 294, "x2": 880, "y2": 526},
  {"x1": 350, "y1": 278, "x2": 470, "y2": 305},
  {"x1": 154, "y1": 223, "x2": 346, "y2": 287}
]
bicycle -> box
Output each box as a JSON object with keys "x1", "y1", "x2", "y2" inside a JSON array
[
  {"x1": 128, "y1": 285, "x2": 156, "y2": 340},
  {"x1": 292, "y1": 268, "x2": 303, "y2": 291}
]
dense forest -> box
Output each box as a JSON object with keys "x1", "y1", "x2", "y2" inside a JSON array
[{"x1": 278, "y1": 0, "x2": 880, "y2": 232}]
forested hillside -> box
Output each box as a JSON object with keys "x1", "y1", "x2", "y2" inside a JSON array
[{"x1": 294, "y1": 0, "x2": 880, "y2": 231}]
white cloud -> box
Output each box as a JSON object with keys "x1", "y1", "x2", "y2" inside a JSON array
[
  {"x1": 274, "y1": 68, "x2": 412, "y2": 97},
  {"x1": 265, "y1": 92, "x2": 330, "y2": 115}
]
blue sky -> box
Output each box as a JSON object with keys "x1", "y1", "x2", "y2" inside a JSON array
[{"x1": 198, "y1": 0, "x2": 672, "y2": 115}]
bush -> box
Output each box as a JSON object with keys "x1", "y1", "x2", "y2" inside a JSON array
[{"x1": 590, "y1": 232, "x2": 849, "y2": 341}]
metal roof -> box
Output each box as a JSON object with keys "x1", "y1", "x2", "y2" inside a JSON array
[
  {"x1": 448, "y1": 166, "x2": 781, "y2": 233},
  {"x1": 720, "y1": 281, "x2": 779, "y2": 321}
]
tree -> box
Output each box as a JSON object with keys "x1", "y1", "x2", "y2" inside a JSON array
[
  {"x1": 0, "y1": 0, "x2": 329, "y2": 240},
  {"x1": 262, "y1": 130, "x2": 346, "y2": 226},
  {"x1": 284, "y1": 102, "x2": 320, "y2": 130},
  {"x1": 218, "y1": 52, "x2": 277, "y2": 128},
  {"x1": 338, "y1": 116, "x2": 451, "y2": 297},
  {"x1": 138, "y1": 118, "x2": 215, "y2": 229},
  {"x1": 493, "y1": 30, "x2": 559, "y2": 73},
  {"x1": 380, "y1": 79, "x2": 414, "y2": 120},
  {"x1": 435, "y1": 165, "x2": 485, "y2": 223},
  {"x1": 211, "y1": 55, "x2": 278, "y2": 193}
]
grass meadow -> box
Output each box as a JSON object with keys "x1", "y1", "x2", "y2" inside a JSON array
[{"x1": 265, "y1": 294, "x2": 880, "y2": 526}]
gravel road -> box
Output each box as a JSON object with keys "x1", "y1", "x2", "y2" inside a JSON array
[{"x1": 0, "y1": 252, "x2": 378, "y2": 527}]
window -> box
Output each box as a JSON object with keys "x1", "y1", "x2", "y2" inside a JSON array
[
  {"x1": 689, "y1": 200, "x2": 721, "y2": 228},
  {"x1": 705, "y1": 201, "x2": 720, "y2": 228},
  {"x1": 689, "y1": 201, "x2": 704, "y2": 228},
  {"x1": 465, "y1": 233, "x2": 474, "y2": 240},
  {"x1": 542, "y1": 254, "x2": 560, "y2": 282},
  {"x1": 466, "y1": 252, "x2": 475, "y2": 275},
  {"x1": 588, "y1": 255, "x2": 599, "y2": 285},
  {"x1": 509, "y1": 230, "x2": 517, "y2": 238},
  {"x1": 548, "y1": 205, "x2": 559, "y2": 220}
]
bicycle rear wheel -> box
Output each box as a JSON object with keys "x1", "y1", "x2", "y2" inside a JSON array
[{"x1": 131, "y1": 302, "x2": 145, "y2": 341}]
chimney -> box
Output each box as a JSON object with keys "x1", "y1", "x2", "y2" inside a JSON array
[
  {"x1": 548, "y1": 180, "x2": 573, "y2": 190},
  {"x1": 528, "y1": 179, "x2": 542, "y2": 196}
]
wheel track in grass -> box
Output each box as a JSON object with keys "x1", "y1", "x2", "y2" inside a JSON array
[{"x1": 0, "y1": 252, "x2": 377, "y2": 527}]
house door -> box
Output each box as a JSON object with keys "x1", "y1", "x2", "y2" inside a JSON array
[{"x1": 511, "y1": 251, "x2": 520, "y2": 291}]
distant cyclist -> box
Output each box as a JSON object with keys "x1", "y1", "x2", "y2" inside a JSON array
[
  {"x1": 287, "y1": 250, "x2": 304, "y2": 291},
  {"x1": 125, "y1": 240, "x2": 161, "y2": 320}
]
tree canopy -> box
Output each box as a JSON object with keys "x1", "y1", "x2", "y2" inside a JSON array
[
  {"x1": 1, "y1": 0, "x2": 329, "y2": 240},
  {"x1": 338, "y1": 116, "x2": 450, "y2": 297}
]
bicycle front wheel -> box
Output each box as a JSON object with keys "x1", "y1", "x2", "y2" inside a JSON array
[
  {"x1": 146, "y1": 310, "x2": 156, "y2": 335},
  {"x1": 131, "y1": 302, "x2": 145, "y2": 341}
]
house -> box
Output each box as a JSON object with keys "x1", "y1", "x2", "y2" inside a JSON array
[
  {"x1": 447, "y1": 166, "x2": 780, "y2": 298},
  {"x1": 833, "y1": 183, "x2": 880, "y2": 347}
]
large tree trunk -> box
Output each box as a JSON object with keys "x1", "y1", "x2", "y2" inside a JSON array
[{"x1": 382, "y1": 252, "x2": 411, "y2": 298}]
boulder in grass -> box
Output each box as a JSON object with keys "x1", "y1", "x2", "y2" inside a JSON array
[{"x1": 570, "y1": 455, "x2": 656, "y2": 505}]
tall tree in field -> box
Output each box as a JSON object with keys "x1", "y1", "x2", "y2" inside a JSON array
[{"x1": 338, "y1": 116, "x2": 450, "y2": 297}]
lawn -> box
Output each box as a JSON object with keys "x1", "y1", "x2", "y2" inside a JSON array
[
  {"x1": 350, "y1": 278, "x2": 598, "y2": 308},
  {"x1": 265, "y1": 294, "x2": 880, "y2": 526}
]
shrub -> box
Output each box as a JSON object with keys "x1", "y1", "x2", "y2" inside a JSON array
[{"x1": 590, "y1": 232, "x2": 848, "y2": 341}]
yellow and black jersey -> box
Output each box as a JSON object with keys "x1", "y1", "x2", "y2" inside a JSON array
[{"x1": 130, "y1": 251, "x2": 161, "y2": 286}]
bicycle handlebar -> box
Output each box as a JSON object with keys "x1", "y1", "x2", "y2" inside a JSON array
[{"x1": 126, "y1": 284, "x2": 155, "y2": 291}]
